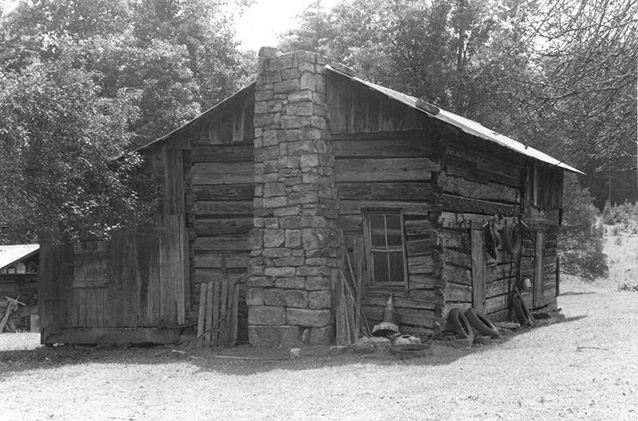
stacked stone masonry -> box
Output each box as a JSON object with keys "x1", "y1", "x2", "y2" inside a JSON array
[{"x1": 248, "y1": 48, "x2": 340, "y2": 347}]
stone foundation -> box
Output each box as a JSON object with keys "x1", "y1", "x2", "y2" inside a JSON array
[{"x1": 247, "y1": 48, "x2": 339, "y2": 347}]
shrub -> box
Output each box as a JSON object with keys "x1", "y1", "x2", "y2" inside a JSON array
[{"x1": 559, "y1": 174, "x2": 608, "y2": 280}]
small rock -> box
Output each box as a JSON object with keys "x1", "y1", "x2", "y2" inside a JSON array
[
  {"x1": 352, "y1": 337, "x2": 376, "y2": 354},
  {"x1": 393, "y1": 335, "x2": 421, "y2": 346},
  {"x1": 329, "y1": 346, "x2": 348, "y2": 355},
  {"x1": 369, "y1": 336, "x2": 391, "y2": 351}
]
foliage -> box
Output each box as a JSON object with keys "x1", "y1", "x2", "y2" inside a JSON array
[
  {"x1": 559, "y1": 173, "x2": 608, "y2": 280},
  {"x1": 0, "y1": 59, "x2": 153, "y2": 243},
  {"x1": 602, "y1": 200, "x2": 638, "y2": 229},
  {"x1": 0, "y1": 0, "x2": 251, "y2": 243},
  {"x1": 280, "y1": 0, "x2": 638, "y2": 206}
]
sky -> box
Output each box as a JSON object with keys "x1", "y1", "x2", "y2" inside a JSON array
[{"x1": 234, "y1": 0, "x2": 342, "y2": 52}]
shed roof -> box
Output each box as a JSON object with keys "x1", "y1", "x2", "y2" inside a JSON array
[
  {"x1": 0, "y1": 244, "x2": 39, "y2": 272},
  {"x1": 326, "y1": 66, "x2": 582, "y2": 174}
]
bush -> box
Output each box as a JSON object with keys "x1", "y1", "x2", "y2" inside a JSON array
[
  {"x1": 559, "y1": 174, "x2": 608, "y2": 280},
  {"x1": 602, "y1": 200, "x2": 638, "y2": 228}
]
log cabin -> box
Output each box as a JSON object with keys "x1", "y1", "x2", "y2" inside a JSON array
[{"x1": 38, "y1": 48, "x2": 580, "y2": 346}]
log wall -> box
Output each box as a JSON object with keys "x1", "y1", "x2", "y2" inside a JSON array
[
  {"x1": 438, "y1": 135, "x2": 525, "y2": 321},
  {"x1": 438, "y1": 134, "x2": 563, "y2": 320},
  {"x1": 331, "y1": 131, "x2": 445, "y2": 336}
]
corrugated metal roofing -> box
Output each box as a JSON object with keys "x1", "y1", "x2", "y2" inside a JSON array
[
  {"x1": 326, "y1": 65, "x2": 582, "y2": 174},
  {"x1": 0, "y1": 244, "x2": 39, "y2": 271}
]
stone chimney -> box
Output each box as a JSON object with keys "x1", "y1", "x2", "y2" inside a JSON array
[{"x1": 247, "y1": 48, "x2": 339, "y2": 347}]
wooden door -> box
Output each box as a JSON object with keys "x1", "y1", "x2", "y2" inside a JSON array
[
  {"x1": 533, "y1": 232, "x2": 545, "y2": 308},
  {"x1": 471, "y1": 222, "x2": 487, "y2": 312}
]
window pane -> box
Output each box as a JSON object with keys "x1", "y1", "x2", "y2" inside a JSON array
[
  {"x1": 389, "y1": 251, "x2": 405, "y2": 283},
  {"x1": 369, "y1": 214, "x2": 386, "y2": 247},
  {"x1": 372, "y1": 251, "x2": 389, "y2": 283},
  {"x1": 386, "y1": 214, "x2": 403, "y2": 247}
]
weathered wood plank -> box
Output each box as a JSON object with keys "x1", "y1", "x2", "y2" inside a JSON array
[
  {"x1": 192, "y1": 184, "x2": 255, "y2": 202},
  {"x1": 405, "y1": 219, "x2": 433, "y2": 238},
  {"x1": 333, "y1": 137, "x2": 438, "y2": 158},
  {"x1": 444, "y1": 155, "x2": 521, "y2": 188},
  {"x1": 407, "y1": 239, "x2": 431, "y2": 256},
  {"x1": 445, "y1": 249, "x2": 471, "y2": 268},
  {"x1": 485, "y1": 294, "x2": 508, "y2": 314},
  {"x1": 339, "y1": 201, "x2": 431, "y2": 216},
  {"x1": 191, "y1": 162, "x2": 254, "y2": 185},
  {"x1": 335, "y1": 158, "x2": 439, "y2": 182},
  {"x1": 440, "y1": 194, "x2": 520, "y2": 216},
  {"x1": 471, "y1": 223, "x2": 486, "y2": 312},
  {"x1": 440, "y1": 228, "x2": 471, "y2": 251},
  {"x1": 442, "y1": 265, "x2": 472, "y2": 285},
  {"x1": 408, "y1": 255, "x2": 435, "y2": 274},
  {"x1": 193, "y1": 268, "x2": 247, "y2": 286},
  {"x1": 337, "y1": 182, "x2": 432, "y2": 201},
  {"x1": 191, "y1": 145, "x2": 253, "y2": 163},
  {"x1": 193, "y1": 252, "x2": 250, "y2": 269},
  {"x1": 193, "y1": 237, "x2": 250, "y2": 252},
  {"x1": 194, "y1": 201, "x2": 253, "y2": 217},
  {"x1": 445, "y1": 282, "x2": 472, "y2": 302},
  {"x1": 440, "y1": 174, "x2": 520, "y2": 204},
  {"x1": 194, "y1": 218, "x2": 253, "y2": 236},
  {"x1": 408, "y1": 274, "x2": 441, "y2": 290},
  {"x1": 486, "y1": 280, "x2": 510, "y2": 298},
  {"x1": 362, "y1": 290, "x2": 438, "y2": 310}
]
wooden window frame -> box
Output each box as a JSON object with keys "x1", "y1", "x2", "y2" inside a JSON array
[{"x1": 362, "y1": 209, "x2": 408, "y2": 290}]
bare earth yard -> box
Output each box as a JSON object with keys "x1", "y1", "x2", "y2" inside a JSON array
[{"x1": 1, "y1": 232, "x2": 638, "y2": 421}]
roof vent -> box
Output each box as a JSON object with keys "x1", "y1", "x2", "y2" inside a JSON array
[{"x1": 415, "y1": 98, "x2": 439, "y2": 116}]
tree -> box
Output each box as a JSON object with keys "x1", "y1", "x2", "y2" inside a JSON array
[
  {"x1": 0, "y1": 0, "x2": 255, "y2": 242},
  {"x1": 0, "y1": 59, "x2": 149, "y2": 243},
  {"x1": 1, "y1": 0, "x2": 253, "y2": 145},
  {"x1": 278, "y1": 0, "x2": 337, "y2": 55},
  {"x1": 525, "y1": 0, "x2": 638, "y2": 206},
  {"x1": 279, "y1": 0, "x2": 538, "y2": 133}
]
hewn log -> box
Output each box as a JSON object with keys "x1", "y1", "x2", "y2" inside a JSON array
[
  {"x1": 333, "y1": 137, "x2": 438, "y2": 158},
  {"x1": 335, "y1": 158, "x2": 439, "y2": 182},
  {"x1": 337, "y1": 182, "x2": 432, "y2": 201}
]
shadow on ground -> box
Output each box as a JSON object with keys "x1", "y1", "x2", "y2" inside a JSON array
[{"x1": 0, "y1": 313, "x2": 589, "y2": 378}]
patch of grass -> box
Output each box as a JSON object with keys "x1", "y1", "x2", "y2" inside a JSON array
[{"x1": 618, "y1": 282, "x2": 638, "y2": 292}]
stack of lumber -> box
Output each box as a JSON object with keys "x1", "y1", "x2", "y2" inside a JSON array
[{"x1": 334, "y1": 240, "x2": 370, "y2": 345}]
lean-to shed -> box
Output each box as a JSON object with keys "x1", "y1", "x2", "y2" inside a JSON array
[
  {"x1": 1, "y1": 244, "x2": 39, "y2": 331},
  {"x1": 38, "y1": 48, "x2": 580, "y2": 346}
]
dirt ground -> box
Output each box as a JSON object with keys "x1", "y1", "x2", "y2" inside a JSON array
[{"x1": 2, "y1": 234, "x2": 638, "y2": 420}]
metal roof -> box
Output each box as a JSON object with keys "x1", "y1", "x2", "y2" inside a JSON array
[
  {"x1": 326, "y1": 65, "x2": 582, "y2": 174},
  {"x1": 0, "y1": 244, "x2": 39, "y2": 272}
]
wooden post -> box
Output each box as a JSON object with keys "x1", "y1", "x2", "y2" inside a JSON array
[
  {"x1": 471, "y1": 222, "x2": 486, "y2": 312},
  {"x1": 220, "y1": 255, "x2": 228, "y2": 345},
  {"x1": 212, "y1": 281, "x2": 220, "y2": 347},
  {"x1": 533, "y1": 232, "x2": 545, "y2": 308},
  {"x1": 229, "y1": 278, "x2": 240, "y2": 345},
  {"x1": 205, "y1": 282, "x2": 213, "y2": 345},
  {"x1": 196, "y1": 282, "x2": 207, "y2": 347}
]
